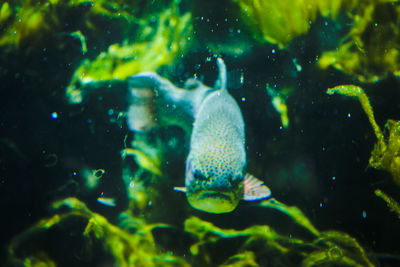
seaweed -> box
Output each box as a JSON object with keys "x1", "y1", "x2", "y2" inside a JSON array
[
  {"x1": 233, "y1": 0, "x2": 400, "y2": 81},
  {"x1": 375, "y1": 189, "x2": 400, "y2": 219},
  {"x1": 65, "y1": 1, "x2": 193, "y2": 104},
  {"x1": 184, "y1": 206, "x2": 374, "y2": 266},
  {"x1": 7, "y1": 196, "x2": 374, "y2": 266},
  {"x1": 319, "y1": 0, "x2": 400, "y2": 82},
  {"x1": 232, "y1": 0, "x2": 357, "y2": 48},
  {"x1": 7, "y1": 198, "x2": 189, "y2": 267},
  {"x1": 327, "y1": 84, "x2": 400, "y2": 186}
]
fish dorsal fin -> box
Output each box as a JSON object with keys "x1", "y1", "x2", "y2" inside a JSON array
[
  {"x1": 243, "y1": 173, "x2": 271, "y2": 201},
  {"x1": 216, "y1": 58, "x2": 227, "y2": 92}
]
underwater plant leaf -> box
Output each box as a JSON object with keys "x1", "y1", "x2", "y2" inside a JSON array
[
  {"x1": 233, "y1": 0, "x2": 358, "y2": 48},
  {"x1": 183, "y1": 215, "x2": 372, "y2": 266},
  {"x1": 220, "y1": 251, "x2": 259, "y2": 267},
  {"x1": 318, "y1": 0, "x2": 400, "y2": 82},
  {"x1": 9, "y1": 197, "x2": 189, "y2": 267},
  {"x1": 375, "y1": 189, "x2": 400, "y2": 219},
  {"x1": 327, "y1": 84, "x2": 400, "y2": 186},
  {"x1": 65, "y1": 0, "x2": 193, "y2": 104},
  {"x1": 327, "y1": 85, "x2": 384, "y2": 141},
  {"x1": 258, "y1": 198, "x2": 320, "y2": 237}
]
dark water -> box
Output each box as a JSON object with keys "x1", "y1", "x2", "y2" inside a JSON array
[{"x1": 1, "y1": 0, "x2": 400, "y2": 266}]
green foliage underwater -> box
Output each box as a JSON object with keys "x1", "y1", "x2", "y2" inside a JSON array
[{"x1": 1, "y1": 0, "x2": 400, "y2": 266}]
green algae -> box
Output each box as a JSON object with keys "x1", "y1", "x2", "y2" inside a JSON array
[
  {"x1": 233, "y1": 0, "x2": 400, "y2": 81},
  {"x1": 8, "y1": 197, "x2": 189, "y2": 267},
  {"x1": 233, "y1": 0, "x2": 357, "y2": 48},
  {"x1": 0, "y1": 0, "x2": 144, "y2": 50},
  {"x1": 259, "y1": 198, "x2": 320, "y2": 237},
  {"x1": 121, "y1": 132, "x2": 166, "y2": 214},
  {"x1": 327, "y1": 84, "x2": 400, "y2": 186},
  {"x1": 65, "y1": 1, "x2": 192, "y2": 104},
  {"x1": 6, "y1": 195, "x2": 374, "y2": 266},
  {"x1": 375, "y1": 189, "x2": 400, "y2": 219},
  {"x1": 184, "y1": 214, "x2": 373, "y2": 266},
  {"x1": 0, "y1": 0, "x2": 192, "y2": 103},
  {"x1": 318, "y1": 0, "x2": 400, "y2": 82}
]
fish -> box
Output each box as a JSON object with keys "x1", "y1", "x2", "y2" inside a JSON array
[{"x1": 127, "y1": 58, "x2": 271, "y2": 213}]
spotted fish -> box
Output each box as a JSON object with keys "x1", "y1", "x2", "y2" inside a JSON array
[{"x1": 127, "y1": 58, "x2": 271, "y2": 213}]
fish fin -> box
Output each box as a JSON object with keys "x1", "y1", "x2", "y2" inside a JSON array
[
  {"x1": 174, "y1": 186, "x2": 187, "y2": 193},
  {"x1": 97, "y1": 197, "x2": 116, "y2": 207},
  {"x1": 216, "y1": 58, "x2": 227, "y2": 92},
  {"x1": 128, "y1": 73, "x2": 196, "y2": 133},
  {"x1": 242, "y1": 173, "x2": 271, "y2": 201},
  {"x1": 127, "y1": 74, "x2": 161, "y2": 132}
]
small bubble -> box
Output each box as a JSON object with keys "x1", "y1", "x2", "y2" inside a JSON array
[
  {"x1": 347, "y1": 113, "x2": 351, "y2": 118},
  {"x1": 94, "y1": 169, "x2": 105, "y2": 179},
  {"x1": 319, "y1": 203, "x2": 323, "y2": 207},
  {"x1": 332, "y1": 176, "x2": 336, "y2": 181},
  {"x1": 241, "y1": 97, "x2": 246, "y2": 102},
  {"x1": 51, "y1": 112, "x2": 58, "y2": 119},
  {"x1": 271, "y1": 49, "x2": 276, "y2": 54},
  {"x1": 375, "y1": 23, "x2": 378, "y2": 27},
  {"x1": 362, "y1": 210, "x2": 367, "y2": 219}
]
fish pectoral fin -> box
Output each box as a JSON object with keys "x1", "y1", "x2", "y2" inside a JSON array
[
  {"x1": 242, "y1": 173, "x2": 271, "y2": 201},
  {"x1": 174, "y1": 186, "x2": 187, "y2": 193}
]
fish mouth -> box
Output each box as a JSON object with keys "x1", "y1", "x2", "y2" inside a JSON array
[
  {"x1": 198, "y1": 191, "x2": 232, "y2": 201},
  {"x1": 187, "y1": 190, "x2": 239, "y2": 214}
]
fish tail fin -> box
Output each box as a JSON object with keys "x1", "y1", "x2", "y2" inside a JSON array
[
  {"x1": 243, "y1": 173, "x2": 271, "y2": 201},
  {"x1": 216, "y1": 58, "x2": 227, "y2": 92},
  {"x1": 127, "y1": 73, "x2": 195, "y2": 133},
  {"x1": 127, "y1": 73, "x2": 176, "y2": 132}
]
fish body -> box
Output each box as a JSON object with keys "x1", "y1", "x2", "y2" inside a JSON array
[{"x1": 128, "y1": 58, "x2": 270, "y2": 213}]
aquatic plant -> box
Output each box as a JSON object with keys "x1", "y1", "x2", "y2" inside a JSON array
[
  {"x1": 327, "y1": 84, "x2": 400, "y2": 186},
  {"x1": 232, "y1": 0, "x2": 357, "y2": 48},
  {"x1": 66, "y1": 1, "x2": 192, "y2": 104},
  {"x1": 8, "y1": 198, "x2": 189, "y2": 267},
  {"x1": 233, "y1": 0, "x2": 400, "y2": 81},
  {"x1": 121, "y1": 132, "x2": 165, "y2": 213},
  {"x1": 0, "y1": 0, "x2": 130, "y2": 50},
  {"x1": 375, "y1": 189, "x2": 400, "y2": 219},
  {"x1": 185, "y1": 198, "x2": 374, "y2": 266},
  {"x1": 7, "y1": 196, "x2": 373, "y2": 266},
  {"x1": 266, "y1": 86, "x2": 293, "y2": 129},
  {"x1": 319, "y1": 0, "x2": 400, "y2": 82}
]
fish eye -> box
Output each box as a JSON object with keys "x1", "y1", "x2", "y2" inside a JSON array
[{"x1": 193, "y1": 170, "x2": 207, "y2": 181}]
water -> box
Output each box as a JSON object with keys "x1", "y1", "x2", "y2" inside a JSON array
[{"x1": 1, "y1": 0, "x2": 400, "y2": 266}]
